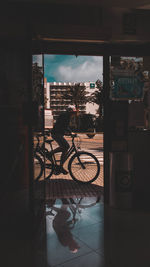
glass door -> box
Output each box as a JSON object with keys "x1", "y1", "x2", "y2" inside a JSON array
[{"x1": 108, "y1": 55, "x2": 149, "y2": 208}]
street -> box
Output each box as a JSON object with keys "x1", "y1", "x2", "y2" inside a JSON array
[{"x1": 68, "y1": 133, "x2": 103, "y2": 150}]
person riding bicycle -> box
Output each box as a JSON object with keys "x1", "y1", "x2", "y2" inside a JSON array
[{"x1": 51, "y1": 104, "x2": 77, "y2": 175}]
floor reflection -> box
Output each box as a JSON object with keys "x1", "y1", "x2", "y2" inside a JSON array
[{"x1": 46, "y1": 197, "x2": 104, "y2": 267}]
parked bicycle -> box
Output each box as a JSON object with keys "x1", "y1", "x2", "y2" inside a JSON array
[
  {"x1": 34, "y1": 130, "x2": 100, "y2": 184},
  {"x1": 34, "y1": 129, "x2": 54, "y2": 179}
]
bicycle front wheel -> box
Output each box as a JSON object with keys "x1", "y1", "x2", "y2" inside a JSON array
[{"x1": 68, "y1": 151, "x2": 100, "y2": 184}]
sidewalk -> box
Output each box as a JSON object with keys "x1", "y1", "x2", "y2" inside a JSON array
[
  {"x1": 35, "y1": 163, "x2": 104, "y2": 200},
  {"x1": 44, "y1": 159, "x2": 104, "y2": 199}
]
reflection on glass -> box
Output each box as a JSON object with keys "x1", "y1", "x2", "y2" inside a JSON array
[
  {"x1": 46, "y1": 197, "x2": 101, "y2": 252},
  {"x1": 110, "y1": 56, "x2": 150, "y2": 130}
]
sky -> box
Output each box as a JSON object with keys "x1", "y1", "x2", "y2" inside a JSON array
[
  {"x1": 43, "y1": 55, "x2": 103, "y2": 83},
  {"x1": 32, "y1": 55, "x2": 143, "y2": 83}
]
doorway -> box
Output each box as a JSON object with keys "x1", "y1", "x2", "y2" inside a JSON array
[
  {"x1": 32, "y1": 54, "x2": 104, "y2": 196},
  {"x1": 32, "y1": 53, "x2": 105, "y2": 267}
]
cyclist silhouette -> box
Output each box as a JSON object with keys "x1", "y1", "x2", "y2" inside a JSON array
[{"x1": 51, "y1": 105, "x2": 77, "y2": 174}]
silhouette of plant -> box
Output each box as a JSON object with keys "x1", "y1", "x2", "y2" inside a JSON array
[{"x1": 89, "y1": 79, "x2": 104, "y2": 117}]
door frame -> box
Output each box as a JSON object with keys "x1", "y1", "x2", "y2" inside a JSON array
[{"x1": 31, "y1": 39, "x2": 150, "y2": 205}]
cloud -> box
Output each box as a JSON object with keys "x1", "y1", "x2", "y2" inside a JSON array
[{"x1": 55, "y1": 56, "x2": 103, "y2": 82}]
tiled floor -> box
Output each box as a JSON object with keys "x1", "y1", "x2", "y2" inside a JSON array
[
  {"x1": 44, "y1": 195, "x2": 150, "y2": 267},
  {"x1": 45, "y1": 197, "x2": 104, "y2": 267},
  {"x1": 32, "y1": 162, "x2": 150, "y2": 267},
  {"x1": 2, "y1": 188, "x2": 150, "y2": 267}
]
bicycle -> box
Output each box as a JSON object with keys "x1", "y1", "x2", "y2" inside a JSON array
[
  {"x1": 34, "y1": 130, "x2": 100, "y2": 184},
  {"x1": 33, "y1": 129, "x2": 54, "y2": 180},
  {"x1": 46, "y1": 196, "x2": 100, "y2": 227}
]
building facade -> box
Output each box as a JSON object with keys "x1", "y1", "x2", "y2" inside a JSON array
[{"x1": 44, "y1": 80, "x2": 99, "y2": 122}]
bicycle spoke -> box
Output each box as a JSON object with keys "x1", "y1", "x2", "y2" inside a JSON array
[{"x1": 68, "y1": 152, "x2": 100, "y2": 184}]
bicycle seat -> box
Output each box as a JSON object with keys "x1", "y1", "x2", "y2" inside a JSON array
[{"x1": 46, "y1": 139, "x2": 54, "y2": 144}]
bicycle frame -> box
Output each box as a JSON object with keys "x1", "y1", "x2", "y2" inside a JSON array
[
  {"x1": 49, "y1": 135, "x2": 79, "y2": 165},
  {"x1": 64, "y1": 143, "x2": 85, "y2": 169},
  {"x1": 46, "y1": 198, "x2": 83, "y2": 227},
  {"x1": 35, "y1": 132, "x2": 83, "y2": 169}
]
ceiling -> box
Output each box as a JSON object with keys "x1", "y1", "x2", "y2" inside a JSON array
[
  {"x1": 60, "y1": 0, "x2": 150, "y2": 9},
  {"x1": 6, "y1": 0, "x2": 150, "y2": 9}
]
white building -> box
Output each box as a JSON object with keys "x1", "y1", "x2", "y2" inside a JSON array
[{"x1": 44, "y1": 79, "x2": 99, "y2": 121}]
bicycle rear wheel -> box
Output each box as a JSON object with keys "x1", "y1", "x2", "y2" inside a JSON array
[
  {"x1": 34, "y1": 154, "x2": 44, "y2": 181},
  {"x1": 44, "y1": 156, "x2": 54, "y2": 179},
  {"x1": 68, "y1": 151, "x2": 100, "y2": 184}
]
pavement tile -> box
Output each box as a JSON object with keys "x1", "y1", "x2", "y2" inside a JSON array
[
  {"x1": 46, "y1": 234, "x2": 92, "y2": 267},
  {"x1": 57, "y1": 251, "x2": 105, "y2": 267}
]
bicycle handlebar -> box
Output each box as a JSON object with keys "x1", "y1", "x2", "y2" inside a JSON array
[
  {"x1": 34, "y1": 129, "x2": 51, "y2": 150},
  {"x1": 35, "y1": 131, "x2": 80, "y2": 150},
  {"x1": 70, "y1": 133, "x2": 77, "y2": 138},
  {"x1": 35, "y1": 128, "x2": 51, "y2": 138}
]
